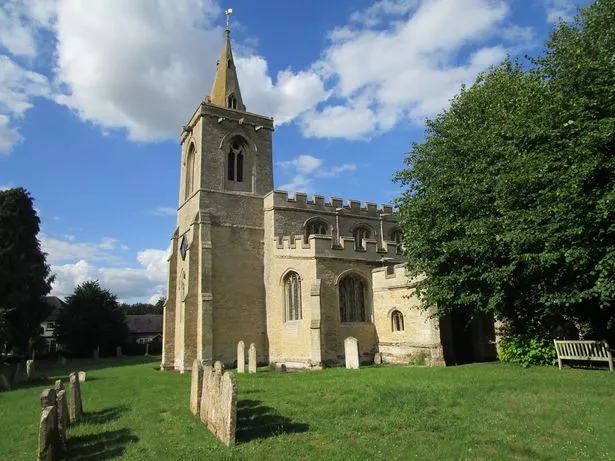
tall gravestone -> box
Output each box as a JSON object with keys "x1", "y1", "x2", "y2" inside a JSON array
[
  {"x1": 92, "y1": 347, "x2": 99, "y2": 360},
  {"x1": 199, "y1": 365, "x2": 213, "y2": 423},
  {"x1": 219, "y1": 372, "x2": 238, "y2": 446},
  {"x1": 68, "y1": 372, "x2": 83, "y2": 423},
  {"x1": 27, "y1": 359, "x2": 35, "y2": 380},
  {"x1": 344, "y1": 337, "x2": 360, "y2": 369},
  {"x1": 190, "y1": 359, "x2": 204, "y2": 416},
  {"x1": 198, "y1": 362, "x2": 237, "y2": 446},
  {"x1": 56, "y1": 390, "x2": 68, "y2": 452},
  {"x1": 248, "y1": 343, "x2": 257, "y2": 373},
  {"x1": 40, "y1": 389, "x2": 57, "y2": 415},
  {"x1": 39, "y1": 405, "x2": 59, "y2": 461},
  {"x1": 237, "y1": 341, "x2": 245, "y2": 373}
]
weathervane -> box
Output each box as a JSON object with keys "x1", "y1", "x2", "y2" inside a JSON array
[{"x1": 225, "y1": 8, "x2": 233, "y2": 32}]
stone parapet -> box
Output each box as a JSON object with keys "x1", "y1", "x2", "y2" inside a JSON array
[{"x1": 273, "y1": 235, "x2": 401, "y2": 262}]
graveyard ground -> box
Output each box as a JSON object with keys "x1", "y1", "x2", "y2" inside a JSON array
[{"x1": 0, "y1": 357, "x2": 613, "y2": 460}]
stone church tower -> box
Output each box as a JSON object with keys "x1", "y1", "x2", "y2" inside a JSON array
[{"x1": 161, "y1": 26, "x2": 274, "y2": 371}]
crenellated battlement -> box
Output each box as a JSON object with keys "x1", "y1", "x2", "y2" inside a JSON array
[
  {"x1": 272, "y1": 234, "x2": 401, "y2": 262},
  {"x1": 264, "y1": 190, "x2": 394, "y2": 217},
  {"x1": 372, "y1": 263, "x2": 425, "y2": 289}
]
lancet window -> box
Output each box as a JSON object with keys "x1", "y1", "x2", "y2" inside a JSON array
[
  {"x1": 339, "y1": 274, "x2": 367, "y2": 322},
  {"x1": 391, "y1": 310, "x2": 404, "y2": 332},
  {"x1": 227, "y1": 140, "x2": 245, "y2": 182},
  {"x1": 185, "y1": 143, "x2": 196, "y2": 200},
  {"x1": 353, "y1": 226, "x2": 371, "y2": 250},
  {"x1": 284, "y1": 271, "x2": 302, "y2": 321}
]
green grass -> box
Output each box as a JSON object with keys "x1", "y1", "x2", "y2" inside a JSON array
[{"x1": 1, "y1": 358, "x2": 614, "y2": 460}]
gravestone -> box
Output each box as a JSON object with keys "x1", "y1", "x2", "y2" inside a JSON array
[
  {"x1": 199, "y1": 365, "x2": 213, "y2": 423},
  {"x1": 116, "y1": 346, "x2": 122, "y2": 357},
  {"x1": 27, "y1": 359, "x2": 35, "y2": 380},
  {"x1": 248, "y1": 343, "x2": 257, "y2": 373},
  {"x1": 344, "y1": 337, "x2": 359, "y2": 369},
  {"x1": 218, "y1": 372, "x2": 237, "y2": 446},
  {"x1": 190, "y1": 359, "x2": 204, "y2": 416},
  {"x1": 198, "y1": 363, "x2": 237, "y2": 446},
  {"x1": 56, "y1": 390, "x2": 69, "y2": 452},
  {"x1": 92, "y1": 347, "x2": 99, "y2": 360},
  {"x1": 0, "y1": 374, "x2": 10, "y2": 391},
  {"x1": 38, "y1": 406, "x2": 59, "y2": 461},
  {"x1": 237, "y1": 341, "x2": 245, "y2": 373},
  {"x1": 68, "y1": 372, "x2": 83, "y2": 423},
  {"x1": 78, "y1": 371, "x2": 86, "y2": 383},
  {"x1": 374, "y1": 352, "x2": 382, "y2": 365},
  {"x1": 12, "y1": 362, "x2": 22, "y2": 384},
  {"x1": 145, "y1": 343, "x2": 150, "y2": 356},
  {"x1": 54, "y1": 380, "x2": 64, "y2": 392},
  {"x1": 40, "y1": 389, "x2": 57, "y2": 414}
]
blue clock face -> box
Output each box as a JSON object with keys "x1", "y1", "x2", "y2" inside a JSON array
[{"x1": 180, "y1": 235, "x2": 189, "y2": 261}]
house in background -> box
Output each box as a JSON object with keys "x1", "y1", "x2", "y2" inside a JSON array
[
  {"x1": 40, "y1": 296, "x2": 66, "y2": 353},
  {"x1": 125, "y1": 315, "x2": 163, "y2": 344}
]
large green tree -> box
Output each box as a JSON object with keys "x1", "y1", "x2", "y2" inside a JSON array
[
  {"x1": 55, "y1": 281, "x2": 128, "y2": 355},
  {"x1": 395, "y1": 0, "x2": 615, "y2": 341},
  {"x1": 0, "y1": 188, "x2": 54, "y2": 355}
]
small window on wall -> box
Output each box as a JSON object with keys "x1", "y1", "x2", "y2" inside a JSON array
[
  {"x1": 353, "y1": 226, "x2": 371, "y2": 250},
  {"x1": 305, "y1": 219, "x2": 328, "y2": 242},
  {"x1": 391, "y1": 310, "x2": 404, "y2": 332},
  {"x1": 391, "y1": 229, "x2": 403, "y2": 255},
  {"x1": 284, "y1": 271, "x2": 302, "y2": 321},
  {"x1": 185, "y1": 144, "x2": 196, "y2": 200}
]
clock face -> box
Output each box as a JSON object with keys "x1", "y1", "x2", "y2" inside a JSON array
[{"x1": 180, "y1": 235, "x2": 189, "y2": 261}]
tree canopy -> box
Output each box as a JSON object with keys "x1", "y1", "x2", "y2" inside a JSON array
[
  {"x1": 395, "y1": 0, "x2": 615, "y2": 342},
  {"x1": 55, "y1": 280, "x2": 128, "y2": 355},
  {"x1": 119, "y1": 297, "x2": 165, "y2": 315},
  {"x1": 0, "y1": 187, "x2": 54, "y2": 355}
]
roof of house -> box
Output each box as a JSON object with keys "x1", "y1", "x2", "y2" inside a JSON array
[
  {"x1": 125, "y1": 315, "x2": 163, "y2": 334},
  {"x1": 43, "y1": 296, "x2": 66, "y2": 321}
]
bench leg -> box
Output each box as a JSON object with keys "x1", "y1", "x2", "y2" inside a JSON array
[
  {"x1": 558, "y1": 358, "x2": 562, "y2": 370},
  {"x1": 609, "y1": 358, "x2": 613, "y2": 373}
]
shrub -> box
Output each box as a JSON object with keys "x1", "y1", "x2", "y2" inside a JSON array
[{"x1": 499, "y1": 335, "x2": 557, "y2": 367}]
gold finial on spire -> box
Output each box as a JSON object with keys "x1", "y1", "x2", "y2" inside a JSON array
[{"x1": 225, "y1": 8, "x2": 233, "y2": 33}]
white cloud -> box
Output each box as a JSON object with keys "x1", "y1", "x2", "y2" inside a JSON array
[
  {"x1": 41, "y1": 234, "x2": 122, "y2": 263},
  {"x1": 544, "y1": 0, "x2": 577, "y2": 24},
  {"x1": 278, "y1": 155, "x2": 357, "y2": 194},
  {"x1": 149, "y1": 206, "x2": 177, "y2": 217}
]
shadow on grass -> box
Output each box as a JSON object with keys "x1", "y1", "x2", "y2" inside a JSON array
[
  {"x1": 83, "y1": 405, "x2": 130, "y2": 425},
  {"x1": 68, "y1": 428, "x2": 138, "y2": 460},
  {"x1": 236, "y1": 399, "x2": 309, "y2": 443}
]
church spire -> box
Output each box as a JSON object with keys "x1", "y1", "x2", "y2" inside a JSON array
[{"x1": 208, "y1": 8, "x2": 246, "y2": 112}]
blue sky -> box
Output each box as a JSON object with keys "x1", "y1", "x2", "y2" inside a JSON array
[{"x1": 0, "y1": 0, "x2": 590, "y2": 303}]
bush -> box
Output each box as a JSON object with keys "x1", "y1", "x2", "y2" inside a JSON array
[{"x1": 499, "y1": 335, "x2": 557, "y2": 367}]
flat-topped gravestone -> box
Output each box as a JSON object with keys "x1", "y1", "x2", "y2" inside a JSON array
[
  {"x1": 237, "y1": 341, "x2": 245, "y2": 373},
  {"x1": 344, "y1": 337, "x2": 360, "y2": 369},
  {"x1": 69, "y1": 372, "x2": 83, "y2": 423},
  {"x1": 27, "y1": 359, "x2": 35, "y2": 380},
  {"x1": 248, "y1": 343, "x2": 256, "y2": 373},
  {"x1": 56, "y1": 390, "x2": 68, "y2": 452},
  {"x1": 39, "y1": 405, "x2": 59, "y2": 461},
  {"x1": 78, "y1": 371, "x2": 86, "y2": 383},
  {"x1": 190, "y1": 359, "x2": 204, "y2": 416}
]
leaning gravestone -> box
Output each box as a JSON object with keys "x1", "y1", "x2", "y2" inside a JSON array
[
  {"x1": 78, "y1": 371, "x2": 86, "y2": 383},
  {"x1": 56, "y1": 390, "x2": 68, "y2": 452},
  {"x1": 248, "y1": 343, "x2": 257, "y2": 373},
  {"x1": 68, "y1": 372, "x2": 83, "y2": 423},
  {"x1": 237, "y1": 341, "x2": 245, "y2": 373},
  {"x1": 39, "y1": 406, "x2": 59, "y2": 461},
  {"x1": 27, "y1": 359, "x2": 35, "y2": 380},
  {"x1": 190, "y1": 359, "x2": 204, "y2": 416},
  {"x1": 344, "y1": 337, "x2": 360, "y2": 369}
]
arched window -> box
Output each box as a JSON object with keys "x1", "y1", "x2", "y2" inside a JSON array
[
  {"x1": 391, "y1": 310, "x2": 404, "y2": 332},
  {"x1": 185, "y1": 144, "x2": 196, "y2": 200},
  {"x1": 227, "y1": 59, "x2": 232, "y2": 69},
  {"x1": 227, "y1": 140, "x2": 246, "y2": 183},
  {"x1": 305, "y1": 218, "x2": 328, "y2": 242},
  {"x1": 227, "y1": 151, "x2": 235, "y2": 180},
  {"x1": 353, "y1": 226, "x2": 371, "y2": 250},
  {"x1": 236, "y1": 151, "x2": 244, "y2": 182},
  {"x1": 391, "y1": 229, "x2": 403, "y2": 255},
  {"x1": 339, "y1": 274, "x2": 367, "y2": 322},
  {"x1": 284, "y1": 271, "x2": 302, "y2": 321},
  {"x1": 228, "y1": 94, "x2": 237, "y2": 109}
]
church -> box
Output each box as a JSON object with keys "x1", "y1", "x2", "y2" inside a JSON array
[{"x1": 161, "y1": 24, "x2": 495, "y2": 372}]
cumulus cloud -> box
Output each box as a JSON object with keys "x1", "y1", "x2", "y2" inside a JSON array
[
  {"x1": 41, "y1": 234, "x2": 122, "y2": 263},
  {"x1": 278, "y1": 154, "x2": 357, "y2": 193},
  {"x1": 544, "y1": 0, "x2": 577, "y2": 24},
  {"x1": 149, "y1": 206, "x2": 177, "y2": 217}
]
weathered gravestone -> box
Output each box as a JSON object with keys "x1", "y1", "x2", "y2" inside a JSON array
[
  {"x1": 54, "y1": 380, "x2": 64, "y2": 392},
  {"x1": 190, "y1": 359, "x2": 204, "y2": 416},
  {"x1": 68, "y1": 372, "x2": 83, "y2": 423},
  {"x1": 116, "y1": 346, "x2": 122, "y2": 357},
  {"x1": 248, "y1": 343, "x2": 257, "y2": 373},
  {"x1": 344, "y1": 337, "x2": 359, "y2": 369},
  {"x1": 39, "y1": 406, "x2": 59, "y2": 461},
  {"x1": 199, "y1": 361, "x2": 237, "y2": 446},
  {"x1": 374, "y1": 352, "x2": 382, "y2": 365},
  {"x1": 145, "y1": 343, "x2": 150, "y2": 356},
  {"x1": 237, "y1": 341, "x2": 245, "y2": 373},
  {"x1": 56, "y1": 390, "x2": 68, "y2": 452},
  {"x1": 27, "y1": 359, "x2": 35, "y2": 380},
  {"x1": 78, "y1": 371, "x2": 86, "y2": 383}
]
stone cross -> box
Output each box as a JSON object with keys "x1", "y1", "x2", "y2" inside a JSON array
[
  {"x1": 56, "y1": 390, "x2": 69, "y2": 452},
  {"x1": 38, "y1": 406, "x2": 59, "y2": 461},
  {"x1": 190, "y1": 359, "x2": 204, "y2": 416},
  {"x1": 237, "y1": 341, "x2": 245, "y2": 373},
  {"x1": 27, "y1": 359, "x2": 35, "y2": 380},
  {"x1": 248, "y1": 343, "x2": 256, "y2": 373},
  {"x1": 68, "y1": 372, "x2": 83, "y2": 423},
  {"x1": 344, "y1": 337, "x2": 360, "y2": 369}
]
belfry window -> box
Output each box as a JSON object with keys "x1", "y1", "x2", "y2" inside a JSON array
[
  {"x1": 228, "y1": 94, "x2": 237, "y2": 109},
  {"x1": 227, "y1": 141, "x2": 246, "y2": 183},
  {"x1": 284, "y1": 271, "x2": 302, "y2": 321},
  {"x1": 185, "y1": 144, "x2": 196, "y2": 200},
  {"x1": 353, "y1": 226, "x2": 371, "y2": 250},
  {"x1": 339, "y1": 274, "x2": 367, "y2": 322},
  {"x1": 391, "y1": 310, "x2": 404, "y2": 332}
]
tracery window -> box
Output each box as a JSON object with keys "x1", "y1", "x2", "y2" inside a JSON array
[
  {"x1": 227, "y1": 141, "x2": 245, "y2": 182},
  {"x1": 339, "y1": 274, "x2": 367, "y2": 322},
  {"x1": 391, "y1": 310, "x2": 404, "y2": 332},
  {"x1": 185, "y1": 144, "x2": 196, "y2": 200},
  {"x1": 284, "y1": 271, "x2": 302, "y2": 321},
  {"x1": 305, "y1": 218, "x2": 328, "y2": 242},
  {"x1": 228, "y1": 93, "x2": 237, "y2": 109},
  {"x1": 391, "y1": 229, "x2": 403, "y2": 254},
  {"x1": 353, "y1": 226, "x2": 371, "y2": 250}
]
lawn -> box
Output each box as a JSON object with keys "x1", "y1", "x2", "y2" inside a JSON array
[{"x1": 0, "y1": 357, "x2": 613, "y2": 460}]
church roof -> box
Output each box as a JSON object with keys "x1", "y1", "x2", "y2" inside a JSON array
[{"x1": 209, "y1": 27, "x2": 246, "y2": 112}]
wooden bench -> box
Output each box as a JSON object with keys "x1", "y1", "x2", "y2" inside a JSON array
[{"x1": 553, "y1": 340, "x2": 613, "y2": 372}]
